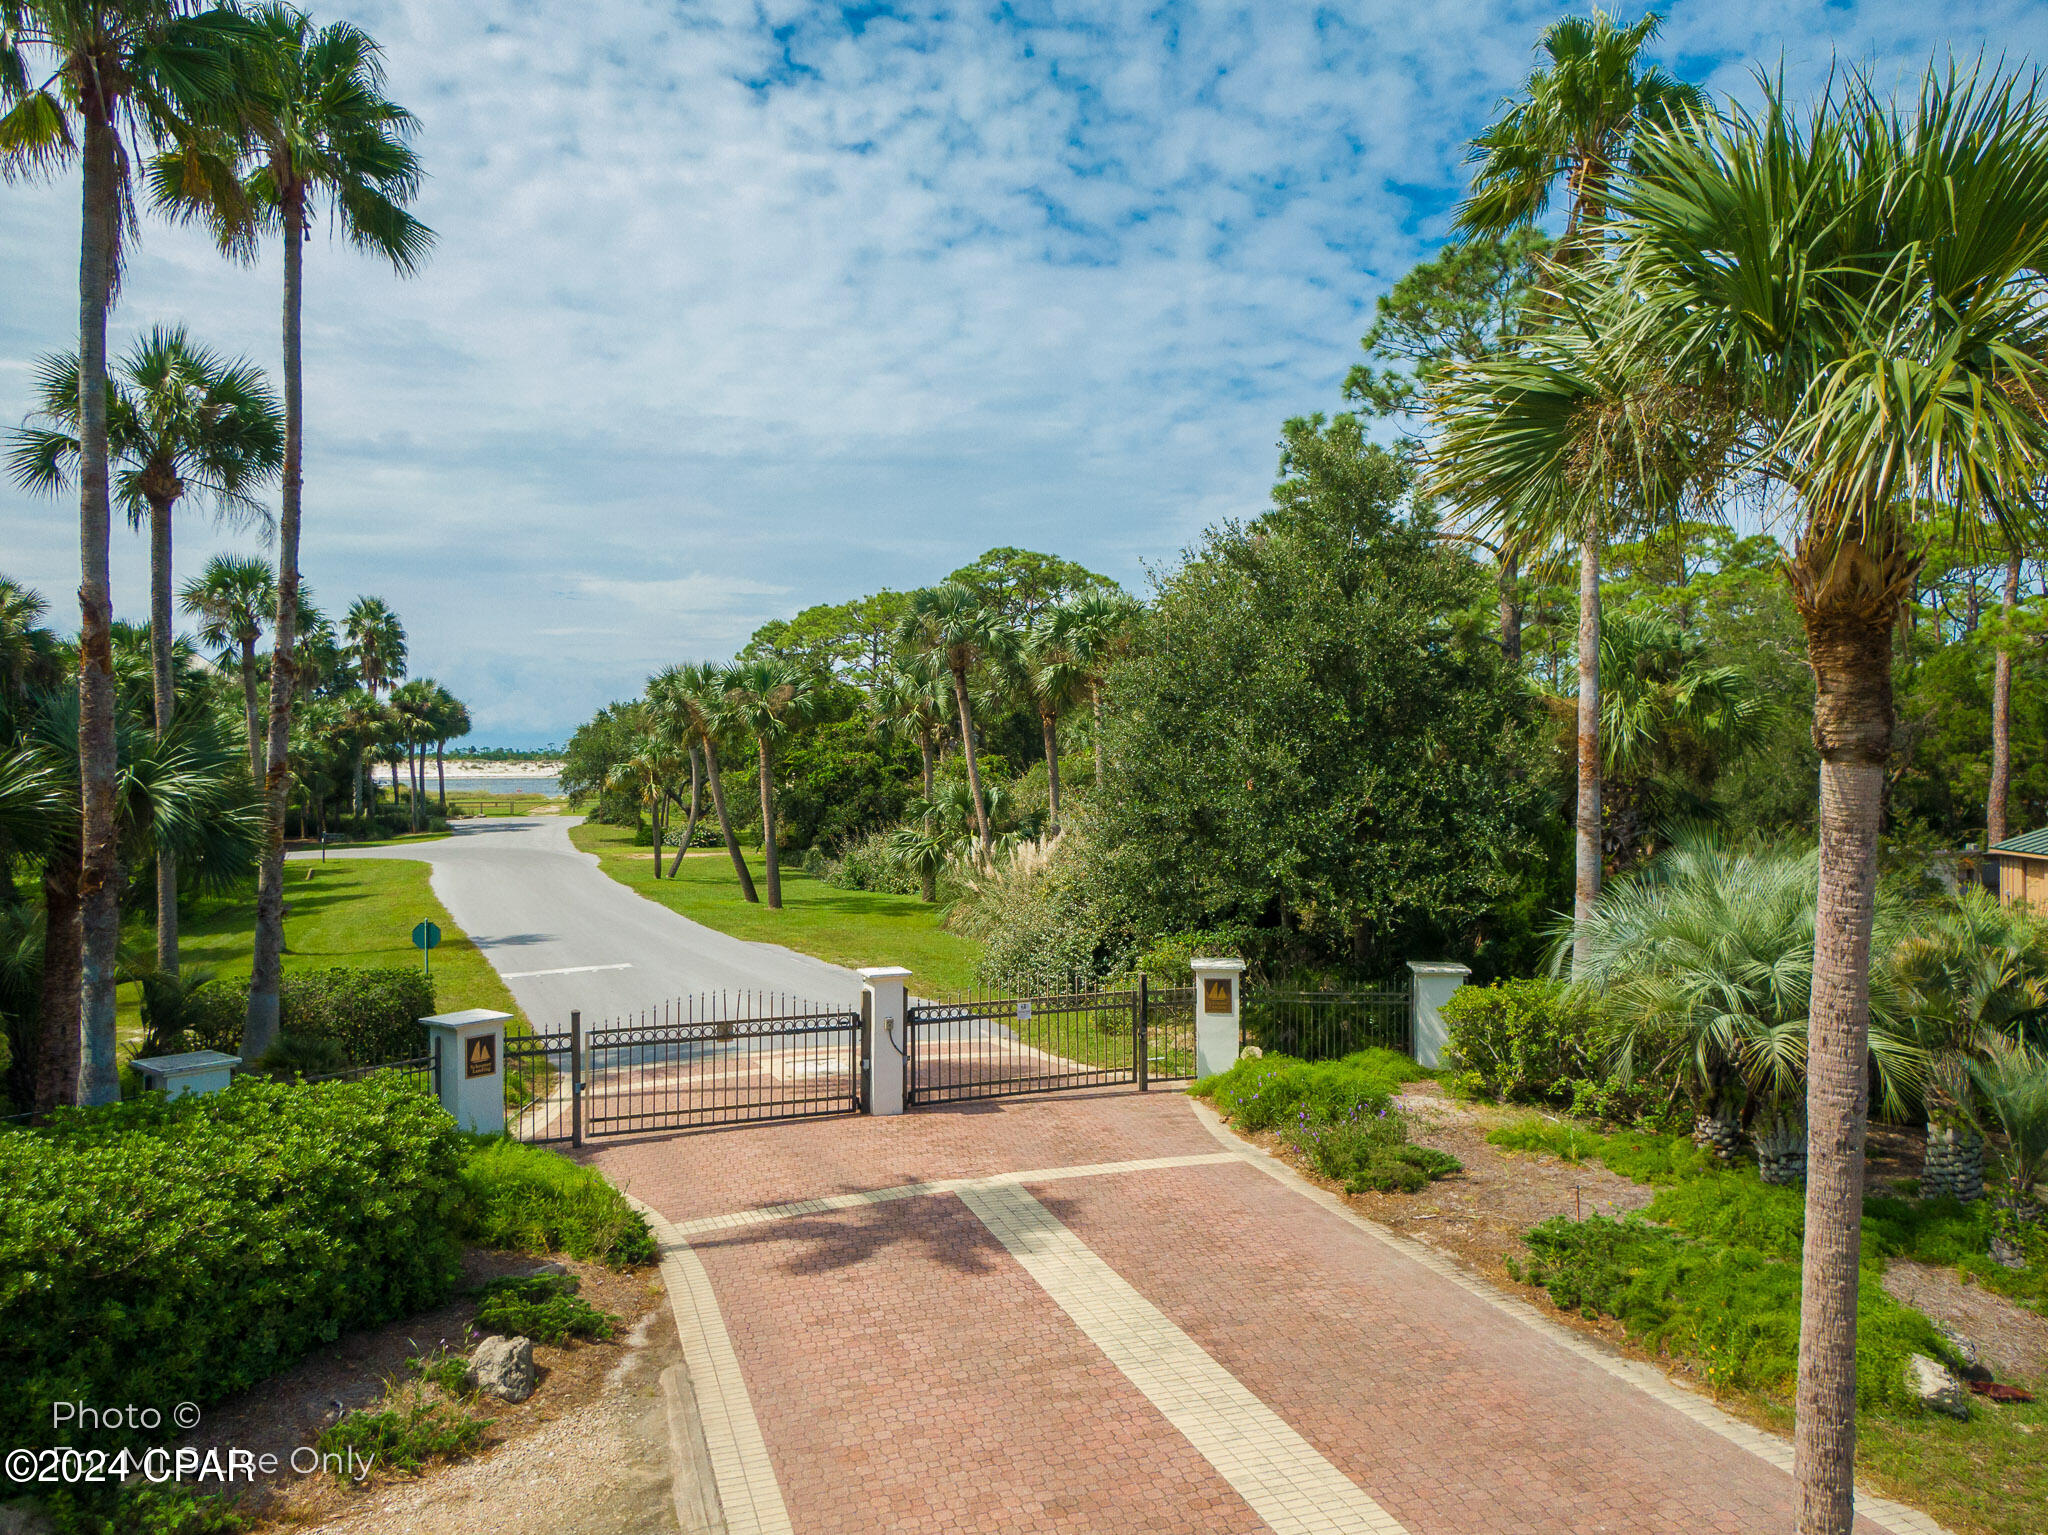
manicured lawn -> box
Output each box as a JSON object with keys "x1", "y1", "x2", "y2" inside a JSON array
[
  {"x1": 119, "y1": 857, "x2": 526, "y2": 1049},
  {"x1": 569, "y1": 820, "x2": 983, "y2": 992}
]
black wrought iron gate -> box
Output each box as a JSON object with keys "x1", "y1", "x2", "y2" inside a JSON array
[
  {"x1": 905, "y1": 979, "x2": 1197, "y2": 1105},
  {"x1": 508, "y1": 992, "x2": 861, "y2": 1143}
]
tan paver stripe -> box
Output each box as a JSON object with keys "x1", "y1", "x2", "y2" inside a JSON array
[
  {"x1": 632, "y1": 1195, "x2": 794, "y2": 1535},
  {"x1": 673, "y1": 1151, "x2": 1244, "y2": 1237},
  {"x1": 959, "y1": 1180, "x2": 1410, "y2": 1535}
]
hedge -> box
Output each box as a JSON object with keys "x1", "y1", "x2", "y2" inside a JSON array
[
  {"x1": 180, "y1": 967, "x2": 435, "y2": 1065},
  {"x1": 0, "y1": 1075, "x2": 462, "y2": 1449},
  {"x1": 1190, "y1": 1048, "x2": 1427, "y2": 1132}
]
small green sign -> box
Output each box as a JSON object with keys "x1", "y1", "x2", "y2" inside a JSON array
[{"x1": 412, "y1": 920, "x2": 442, "y2": 978}]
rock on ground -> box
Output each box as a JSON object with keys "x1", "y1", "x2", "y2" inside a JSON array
[
  {"x1": 468, "y1": 1335, "x2": 536, "y2": 1403},
  {"x1": 1907, "y1": 1352, "x2": 1972, "y2": 1420}
]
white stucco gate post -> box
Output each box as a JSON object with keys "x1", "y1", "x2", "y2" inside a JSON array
[
  {"x1": 1189, "y1": 957, "x2": 1245, "y2": 1078},
  {"x1": 1405, "y1": 962, "x2": 1470, "y2": 1069}
]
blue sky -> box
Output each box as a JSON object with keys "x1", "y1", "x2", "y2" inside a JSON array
[{"x1": 6, "y1": 0, "x2": 2046, "y2": 745}]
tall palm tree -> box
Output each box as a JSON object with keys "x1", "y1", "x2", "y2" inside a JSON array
[
  {"x1": 10, "y1": 328, "x2": 282, "y2": 973},
  {"x1": 428, "y1": 682, "x2": 468, "y2": 814},
  {"x1": 898, "y1": 583, "x2": 1012, "y2": 855},
  {"x1": 1017, "y1": 608, "x2": 1093, "y2": 835},
  {"x1": 1609, "y1": 68, "x2": 2048, "y2": 1534},
  {"x1": 179, "y1": 552, "x2": 275, "y2": 780},
  {"x1": 1043, "y1": 591, "x2": 1141, "y2": 793},
  {"x1": 718, "y1": 658, "x2": 813, "y2": 909},
  {"x1": 872, "y1": 663, "x2": 951, "y2": 809},
  {"x1": 1454, "y1": 8, "x2": 1704, "y2": 973},
  {"x1": 155, "y1": 3, "x2": 430, "y2": 1064},
  {"x1": 2, "y1": 0, "x2": 257, "y2": 1103},
  {"x1": 388, "y1": 677, "x2": 435, "y2": 830},
  {"x1": 648, "y1": 663, "x2": 757, "y2": 902},
  {"x1": 344, "y1": 595, "x2": 406, "y2": 701}
]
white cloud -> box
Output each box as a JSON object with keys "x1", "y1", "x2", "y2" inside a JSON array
[{"x1": 4, "y1": 0, "x2": 2044, "y2": 741}]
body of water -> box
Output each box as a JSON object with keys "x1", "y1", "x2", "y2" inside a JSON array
[{"x1": 437, "y1": 774, "x2": 562, "y2": 796}]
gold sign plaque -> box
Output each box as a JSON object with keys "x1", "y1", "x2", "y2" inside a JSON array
[
  {"x1": 465, "y1": 1034, "x2": 497, "y2": 1080},
  {"x1": 1202, "y1": 978, "x2": 1233, "y2": 1015}
]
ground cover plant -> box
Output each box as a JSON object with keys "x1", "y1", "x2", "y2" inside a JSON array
[
  {"x1": 1190, "y1": 1047, "x2": 1428, "y2": 1132},
  {"x1": 315, "y1": 1383, "x2": 492, "y2": 1478},
  {"x1": 0, "y1": 1075, "x2": 463, "y2": 1452},
  {"x1": 454, "y1": 1138, "x2": 656, "y2": 1267},
  {"x1": 1292, "y1": 1105, "x2": 1463, "y2": 1193},
  {"x1": 472, "y1": 1273, "x2": 618, "y2": 1344}
]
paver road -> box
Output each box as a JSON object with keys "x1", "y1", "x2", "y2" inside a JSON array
[{"x1": 602, "y1": 1088, "x2": 1943, "y2": 1535}]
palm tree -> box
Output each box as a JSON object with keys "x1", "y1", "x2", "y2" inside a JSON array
[
  {"x1": 154, "y1": 3, "x2": 430, "y2": 1064},
  {"x1": 332, "y1": 688, "x2": 386, "y2": 826},
  {"x1": 1608, "y1": 68, "x2": 2048, "y2": 1533},
  {"x1": 2, "y1": 0, "x2": 257, "y2": 1104},
  {"x1": 179, "y1": 552, "x2": 275, "y2": 780},
  {"x1": 10, "y1": 329, "x2": 281, "y2": 974},
  {"x1": 1571, "y1": 834, "x2": 1916, "y2": 1179},
  {"x1": 388, "y1": 678, "x2": 435, "y2": 830},
  {"x1": 428, "y1": 682, "x2": 468, "y2": 814},
  {"x1": 872, "y1": 663, "x2": 951, "y2": 811},
  {"x1": 1967, "y1": 1038, "x2": 2048, "y2": 1266},
  {"x1": 1453, "y1": 9, "x2": 1704, "y2": 975},
  {"x1": 344, "y1": 595, "x2": 406, "y2": 702},
  {"x1": 1014, "y1": 608, "x2": 1094, "y2": 835},
  {"x1": 898, "y1": 583, "x2": 1012, "y2": 855},
  {"x1": 1894, "y1": 889, "x2": 2048, "y2": 1202},
  {"x1": 1042, "y1": 591, "x2": 1141, "y2": 793},
  {"x1": 718, "y1": 658, "x2": 814, "y2": 909},
  {"x1": 648, "y1": 663, "x2": 757, "y2": 902}
]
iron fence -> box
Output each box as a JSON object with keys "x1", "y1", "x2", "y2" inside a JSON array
[
  {"x1": 908, "y1": 982, "x2": 1146, "y2": 1104},
  {"x1": 1241, "y1": 986, "x2": 1410, "y2": 1060},
  {"x1": 300, "y1": 1052, "x2": 441, "y2": 1094},
  {"x1": 1144, "y1": 983, "x2": 1198, "y2": 1084},
  {"x1": 570, "y1": 992, "x2": 860, "y2": 1138},
  {"x1": 506, "y1": 1029, "x2": 573, "y2": 1144}
]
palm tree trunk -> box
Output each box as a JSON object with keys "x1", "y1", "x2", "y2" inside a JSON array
[
  {"x1": 436, "y1": 740, "x2": 447, "y2": 814},
  {"x1": 919, "y1": 732, "x2": 935, "y2": 807},
  {"x1": 351, "y1": 743, "x2": 364, "y2": 820},
  {"x1": 667, "y1": 745, "x2": 702, "y2": 878},
  {"x1": 1571, "y1": 530, "x2": 1602, "y2": 978},
  {"x1": 76, "y1": 111, "x2": 123, "y2": 1107},
  {"x1": 148, "y1": 495, "x2": 179, "y2": 976},
  {"x1": 951, "y1": 666, "x2": 991, "y2": 854},
  {"x1": 1042, "y1": 709, "x2": 1062, "y2": 835},
  {"x1": 240, "y1": 637, "x2": 264, "y2": 782},
  {"x1": 1791, "y1": 531, "x2": 1905, "y2": 1535},
  {"x1": 35, "y1": 845, "x2": 85, "y2": 1112},
  {"x1": 1988, "y1": 550, "x2": 2020, "y2": 850},
  {"x1": 246, "y1": 187, "x2": 307, "y2": 1065},
  {"x1": 702, "y1": 737, "x2": 758, "y2": 902},
  {"x1": 758, "y1": 737, "x2": 781, "y2": 908}
]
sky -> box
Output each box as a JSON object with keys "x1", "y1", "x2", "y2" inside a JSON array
[{"x1": 5, "y1": 0, "x2": 2047, "y2": 746}]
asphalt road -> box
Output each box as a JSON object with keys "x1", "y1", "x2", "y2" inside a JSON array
[{"x1": 288, "y1": 815, "x2": 861, "y2": 1032}]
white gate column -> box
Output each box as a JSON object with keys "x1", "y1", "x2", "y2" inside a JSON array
[
  {"x1": 1189, "y1": 957, "x2": 1245, "y2": 1078},
  {"x1": 424, "y1": 1008, "x2": 511, "y2": 1133},
  {"x1": 859, "y1": 967, "x2": 912, "y2": 1115},
  {"x1": 1405, "y1": 962, "x2": 1470, "y2": 1068}
]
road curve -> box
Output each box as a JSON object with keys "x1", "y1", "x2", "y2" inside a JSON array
[{"x1": 288, "y1": 815, "x2": 860, "y2": 1030}]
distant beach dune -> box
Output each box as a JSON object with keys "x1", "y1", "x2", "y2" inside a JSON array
[{"x1": 444, "y1": 760, "x2": 563, "y2": 779}]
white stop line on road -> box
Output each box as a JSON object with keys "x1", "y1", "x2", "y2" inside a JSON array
[{"x1": 497, "y1": 962, "x2": 637, "y2": 979}]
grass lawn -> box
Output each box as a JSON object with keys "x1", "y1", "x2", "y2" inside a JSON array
[
  {"x1": 569, "y1": 820, "x2": 983, "y2": 992},
  {"x1": 118, "y1": 857, "x2": 526, "y2": 1051}
]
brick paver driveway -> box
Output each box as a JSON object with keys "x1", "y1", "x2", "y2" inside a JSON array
[{"x1": 594, "y1": 1088, "x2": 1938, "y2": 1535}]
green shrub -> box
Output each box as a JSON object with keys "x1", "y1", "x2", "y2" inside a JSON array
[
  {"x1": 1294, "y1": 1108, "x2": 1463, "y2": 1193},
  {"x1": 1135, "y1": 930, "x2": 1252, "y2": 986},
  {"x1": 0, "y1": 1075, "x2": 463, "y2": 1450},
  {"x1": 42, "y1": 1484, "x2": 247, "y2": 1535},
  {"x1": 180, "y1": 967, "x2": 435, "y2": 1066},
  {"x1": 821, "y1": 828, "x2": 922, "y2": 896},
  {"x1": 1442, "y1": 978, "x2": 1661, "y2": 1121},
  {"x1": 455, "y1": 1138, "x2": 656, "y2": 1267},
  {"x1": 1192, "y1": 1048, "x2": 1425, "y2": 1132},
  {"x1": 1486, "y1": 1116, "x2": 1608, "y2": 1163},
  {"x1": 316, "y1": 1385, "x2": 491, "y2": 1475},
  {"x1": 1513, "y1": 1215, "x2": 1947, "y2": 1409},
  {"x1": 473, "y1": 1274, "x2": 616, "y2": 1343}
]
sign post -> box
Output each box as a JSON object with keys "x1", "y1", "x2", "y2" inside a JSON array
[{"x1": 411, "y1": 920, "x2": 442, "y2": 978}]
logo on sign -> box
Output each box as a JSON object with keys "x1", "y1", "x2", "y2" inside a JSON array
[
  {"x1": 1203, "y1": 978, "x2": 1233, "y2": 1015},
  {"x1": 466, "y1": 1035, "x2": 497, "y2": 1080},
  {"x1": 1015, "y1": 1001, "x2": 1032, "y2": 1022}
]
